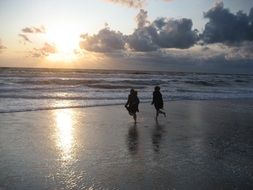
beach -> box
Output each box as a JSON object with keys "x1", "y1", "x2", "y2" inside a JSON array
[{"x1": 0, "y1": 99, "x2": 253, "y2": 190}]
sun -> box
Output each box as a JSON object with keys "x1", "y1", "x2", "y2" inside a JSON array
[{"x1": 45, "y1": 23, "x2": 81, "y2": 62}]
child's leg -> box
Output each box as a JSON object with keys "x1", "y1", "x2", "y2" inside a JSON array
[
  {"x1": 158, "y1": 109, "x2": 166, "y2": 117},
  {"x1": 133, "y1": 113, "x2": 137, "y2": 123},
  {"x1": 156, "y1": 110, "x2": 159, "y2": 118}
]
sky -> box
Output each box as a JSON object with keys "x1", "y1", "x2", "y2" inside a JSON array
[{"x1": 0, "y1": 0, "x2": 253, "y2": 73}]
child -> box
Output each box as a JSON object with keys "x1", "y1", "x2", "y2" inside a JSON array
[
  {"x1": 151, "y1": 86, "x2": 166, "y2": 119},
  {"x1": 125, "y1": 89, "x2": 140, "y2": 123}
]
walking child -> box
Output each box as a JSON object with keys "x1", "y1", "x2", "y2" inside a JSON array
[{"x1": 151, "y1": 86, "x2": 166, "y2": 119}]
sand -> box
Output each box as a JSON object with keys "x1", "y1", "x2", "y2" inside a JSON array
[{"x1": 0, "y1": 100, "x2": 253, "y2": 190}]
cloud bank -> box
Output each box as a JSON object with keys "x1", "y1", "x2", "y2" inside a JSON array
[
  {"x1": 79, "y1": 4, "x2": 253, "y2": 55},
  {"x1": 202, "y1": 2, "x2": 253, "y2": 44},
  {"x1": 77, "y1": 2, "x2": 253, "y2": 73},
  {"x1": 80, "y1": 9, "x2": 198, "y2": 52}
]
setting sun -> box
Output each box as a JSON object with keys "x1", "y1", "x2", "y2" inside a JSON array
[{"x1": 45, "y1": 22, "x2": 81, "y2": 62}]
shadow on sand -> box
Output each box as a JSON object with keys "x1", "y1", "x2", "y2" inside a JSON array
[
  {"x1": 127, "y1": 123, "x2": 139, "y2": 155},
  {"x1": 152, "y1": 120, "x2": 165, "y2": 153}
]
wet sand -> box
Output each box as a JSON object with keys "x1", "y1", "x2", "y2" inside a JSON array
[{"x1": 0, "y1": 100, "x2": 253, "y2": 190}]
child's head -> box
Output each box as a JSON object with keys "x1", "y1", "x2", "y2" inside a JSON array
[{"x1": 155, "y1": 86, "x2": 160, "y2": 91}]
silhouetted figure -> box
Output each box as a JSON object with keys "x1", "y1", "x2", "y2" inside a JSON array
[
  {"x1": 151, "y1": 86, "x2": 166, "y2": 119},
  {"x1": 125, "y1": 89, "x2": 139, "y2": 123}
]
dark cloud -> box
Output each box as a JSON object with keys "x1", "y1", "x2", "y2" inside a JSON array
[
  {"x1": 126, "y1": 9, "x2": 157, "y2": 51},
  {"x1": 22, "y1": 26, "x2": 45, "y2": 33},
  {"x1": 126, "y1": 26, "x2": 158, "y2": 51},
  {"x1": 202, "y1": 2, "x2": 253, "y2": 43},
  {"x1": 79, "y1": 27, "x2": 126, "y2": 53},
  {"x1": 249, "y1": 7, "x2": 253, "y2": 22},
  {"x1": 30, "y1": 42, "x2": 56, "y2": 57},
  {"x1": 127, "y1": 9, "x2": 199, "y2": 51},
  {"x1": 152, "y1": 18, "x2": 199, "y2": 49},
  {"x1": 19, "y1": 34, "x2": 32, "y2": 43}
]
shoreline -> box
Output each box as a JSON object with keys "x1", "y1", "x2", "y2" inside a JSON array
[{"x1": 1, "y1": 98, "x2": 253, "y2": 114}]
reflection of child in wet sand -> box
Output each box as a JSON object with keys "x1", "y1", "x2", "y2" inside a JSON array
[
  {"x1": 151, "y1": 86, "x2": 166, "y2": 119},
  {"x1": 125, "y1": 89, "x2": 140, "y2": 123}
]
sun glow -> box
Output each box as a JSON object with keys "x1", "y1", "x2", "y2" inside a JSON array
[{"x1": 45, "y1": 23, "x2": 81, "y2": 62}]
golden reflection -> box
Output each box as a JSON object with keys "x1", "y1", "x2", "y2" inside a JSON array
[{"x1": 54, "y1": 109, "x2": 75, "y2": 161}]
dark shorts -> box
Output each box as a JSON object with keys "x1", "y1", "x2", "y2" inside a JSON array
[{"x1": 155, "y1": 104, "x2": 163, "y2": 111}]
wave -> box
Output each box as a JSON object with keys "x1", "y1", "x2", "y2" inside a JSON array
[
  {"x1": 86, "y1": 84, "x2": 145, "y2": 89},
  {"x1": 15, "y1": 78, "x2": 167, "y2": 87},
  {"x1": 17, "y1": 79, "x2": 102, "y2": 85},
  {"x1": 234, "y1": 79, "x2": 249, "y2": 83},
  {"x1": 184, "y1": 80, "x2": 217, "y2": 86},
  {"x1": 0, "y1": 103, "x2": 123, "y2": 113},
  {"x1": 0, "y1": 94, "x2": 131, "y2": 100}
]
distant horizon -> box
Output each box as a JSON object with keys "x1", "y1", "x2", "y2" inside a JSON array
[{"x1": 1, "y1": 65, "x2": 252, "y2": 75}]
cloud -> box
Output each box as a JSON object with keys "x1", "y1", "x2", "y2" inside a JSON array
[
  {"x1": 127, "y1": 26, "x2": 158, "y2": 51},
  {"x1": 136, "y1": 9, "x2": 149, "y2": 28},
  {"x1": 19, "y1": 25, "x2": 46, "y2": 44},
  {"x1": 30, "y1": 42, "x2": 56, "y2": 57},
  {"x1": 79, "y1": 27, "x2": 126, "y2": 52},
  {"x1": 80, "y1": 9, "x2": 198, "y2": 53},
  {"x1": 0, "y1": 40, "x2": 7, "y2": 53},
  {"x1": 103, "y1": 44, "x2": 253, "y2": 73},
  {"x1": 76, "y1": 3, "x2": 253, "y2": 73},
  {"x1": 21, "y1": 26, "x2": 46, "y2": 33},
  {"x1": 202, "y1": 2, "x2": 253, "y2": 43},
  {"x1": 104, "y1": 0, "x2": 172, "y2": 8},
  {"x1": 153, "y1": 18, "x2": 199, "y2": 48},
  {"x1": 19, "y1": 34, "x2": 32, "y2": 43},
  {"x1": 126, "y1": 9, "x2": 158, "y2": 51},
  {"x1": 225, "y1": 41, "x2": 253, "y2": 60},
  {"x1": 104, "y1": 0, "x2": 145, "y2": 8},
  {"x1": 127, "y1": 9, "x2": 199, "y2": 51}
]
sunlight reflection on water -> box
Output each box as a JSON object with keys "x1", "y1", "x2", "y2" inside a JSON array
[
  {"x1": 54, "y1": 109, "x2": 75, "y2": 161},
  {"x1": 53, "y1": 108, "x2": 83, "y2": 189}
]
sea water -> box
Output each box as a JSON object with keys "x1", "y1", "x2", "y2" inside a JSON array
[{"x1": 0, "y1": 67, "x2": 253, "y2": 113}]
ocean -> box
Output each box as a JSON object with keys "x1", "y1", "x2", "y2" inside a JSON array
[{"x1": 0, "y1": 67, "x2": 253, "y2": 113}]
